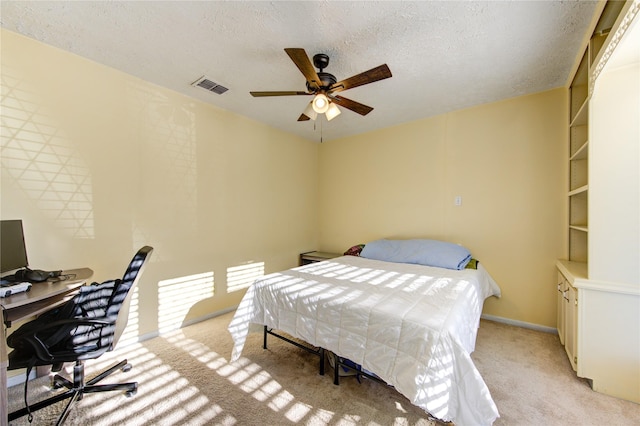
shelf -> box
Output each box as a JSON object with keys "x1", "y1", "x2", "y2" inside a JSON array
[
  {"x1": 569, "y1": 225, "x2": 588, "y2": 233},
  {"x1": 570, "y1": 140, "x2": 588, "y2": 161},
  {"x1": 568, "y1": 185, "x2": 588, "y2": 196},
  {"x1": 569, "y1": 190, "x2": 588, "y2": 231},
  {"x1": 570, "y1": 124, "x2": 588, "y2": 157},
  {"x1": 569, "y1": 49, "x2": 589, "y2": 122},
  {"x1": 570, "y1": 158, "x2": 588, "y2": 190},
  {"x1": 567, "y1": 45, "x2": 588, "y2": 267},
  {"x1": 570, "y1": 100, "x2": 589, "y2": 127},
  {"x1": 567, "y1": 33, "x2": 589, "y2": 269},
  {"x1": 557, "y1": 259, "x2": 588, "y2": 285}
]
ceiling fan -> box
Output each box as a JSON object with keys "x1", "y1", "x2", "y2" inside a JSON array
[{"x1": 250, "y1": 48, "x2": 392, "y2": 122}]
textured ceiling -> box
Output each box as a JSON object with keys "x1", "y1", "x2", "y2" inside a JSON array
[{"x1": 0, "y1": 1, "x2": 599, "y2": 142}]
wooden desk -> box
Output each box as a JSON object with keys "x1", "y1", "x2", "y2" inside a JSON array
[{"x1": 1, "y1": 267, "x2": 92, "y2": 426}]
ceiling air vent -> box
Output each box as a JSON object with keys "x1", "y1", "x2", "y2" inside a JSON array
[{"x1": 191, "y1": 76, "x2": 228, "y2": 94}]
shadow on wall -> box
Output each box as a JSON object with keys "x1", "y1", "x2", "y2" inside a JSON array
[
  {"x1": 1, "y1": 64, "x2": 95, "y2": 238},
  {"x1": 1, "y1": 65, "x2": 268, "y2": 342}
]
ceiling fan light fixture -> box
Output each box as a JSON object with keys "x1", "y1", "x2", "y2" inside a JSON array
[
  {"x1": 312, "y1": 93, "x2": 329, "y2": 113},
  {"x1": 325, "y1": 102, "x2": 341, "y2": 121},
  {"x1": 303, "y1": 101, "x2": 318, "y2": 120}
]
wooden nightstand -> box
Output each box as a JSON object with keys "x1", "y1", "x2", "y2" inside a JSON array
[{"x1": 299, "y1": 251, "x2": 341, "y2": 266}]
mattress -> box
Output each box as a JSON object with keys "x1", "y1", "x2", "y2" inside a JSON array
[{"x1": 228, "y1": 255, "x2": 501, "y2": 425}]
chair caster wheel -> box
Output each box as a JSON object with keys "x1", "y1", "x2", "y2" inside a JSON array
[
  {"x1": 126, "y1": 384, "x2": 138, "y2": 397},
  {"x1": 122, "y1": 363, "x2": 133, "y2": 372}
]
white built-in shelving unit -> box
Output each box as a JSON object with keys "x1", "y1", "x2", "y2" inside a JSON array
[{"x1": 557, "y1": 0, "x2": 640, "y2": 404}]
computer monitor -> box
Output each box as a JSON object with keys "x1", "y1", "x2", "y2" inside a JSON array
[{"x1": 1, "y1": 219, "x2": 29, "y2": 274}]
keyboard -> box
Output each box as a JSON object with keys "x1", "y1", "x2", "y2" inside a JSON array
[{"x1": 0, "y1": 282, "x2": 32, "y2": 297}]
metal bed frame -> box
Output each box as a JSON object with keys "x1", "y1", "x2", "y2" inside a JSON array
[
  {"x1": 262, "y1": 326, "x2": 387, "y2": 387},
  {"x1": 331, "y1": 353, "x2": 387, "y2": 386},
  {"x1": 263, "y1": 326, "x2": 325, "y2": 376}
]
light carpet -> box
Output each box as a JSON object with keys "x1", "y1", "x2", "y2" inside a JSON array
[{"x1": 7, "y1": 312, "x2": 640, "y2": 425}]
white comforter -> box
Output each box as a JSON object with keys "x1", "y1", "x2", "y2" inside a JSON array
[{"x1": 228, "y1": 255, "x2": 501, "y2": 425}]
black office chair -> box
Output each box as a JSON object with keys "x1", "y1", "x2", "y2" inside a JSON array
[{"x1": 7, "y1": 245, "x2": 153, "y2": 425}]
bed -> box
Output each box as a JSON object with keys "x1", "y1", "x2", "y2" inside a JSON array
[{"x1": 228, "y1": 239, "x2": 501, "y2": 425}]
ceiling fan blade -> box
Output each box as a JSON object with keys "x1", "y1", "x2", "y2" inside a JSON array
[
  {"x1": 250, "y1": 91, "x2": 310, "y2": 97},
  {"x1": 329, "y1": 95, "x2": 374, "y2": 116},
  {"x1": 285, "y1": 48, "x2": 322, "y2": 90},
  {"x1": 329, "y1": 64, "x2": 392, "y2": 93},
  {"x1": 297, "y1": 113, "x2": 311, "y2": 121}
]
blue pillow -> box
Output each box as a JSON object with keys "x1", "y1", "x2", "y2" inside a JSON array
[{"x1": 360, "y1": 239, "x2": 472, "y2": 270}]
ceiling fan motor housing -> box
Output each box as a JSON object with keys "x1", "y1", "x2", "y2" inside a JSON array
[
  {"x1": 307, "y1": 72, "x2": 337, "y2": 91},
  {"x1": 304, "y1": 53, "x2": 336, "y2": 91}
]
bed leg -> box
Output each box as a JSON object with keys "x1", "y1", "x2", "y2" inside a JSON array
[
  {"x1": 333, "y1": 353, "x2": 340, "y2": 385},
  {"x1": 319, "y1": 348, "x2": 325, "y2": 376},
  {"x1": 263, "y1": 325, "x2": 268, "y2": 349}
]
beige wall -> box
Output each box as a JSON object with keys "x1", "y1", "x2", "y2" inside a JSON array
[
  {"x1": 318, "y1": 89, "x2": 568, "y2": 327},
  {"x1": 2, "y1": 28, "x2": 568, "y2": 342},
  {"x1": 1, "y1": 30, "x2": 319, "y2": 341}
]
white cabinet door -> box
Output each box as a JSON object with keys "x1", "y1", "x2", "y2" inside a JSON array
[
  {"x1": 565, "y1": 283, "x2": 578, "y2": 372},
  {"x1": 556, "y1": 272, "x2": 567, "y2": 345}
]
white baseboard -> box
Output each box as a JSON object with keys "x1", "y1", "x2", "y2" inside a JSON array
[
  {"x1": 179, "y1": 306, "x2": 236, "y2": 329},
  {"x1": 7, "y1": 369, "x2": 35, "y2": 388},
  {"x1": 481, "y1": 313, "x2": 558, "y2": 334}
]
